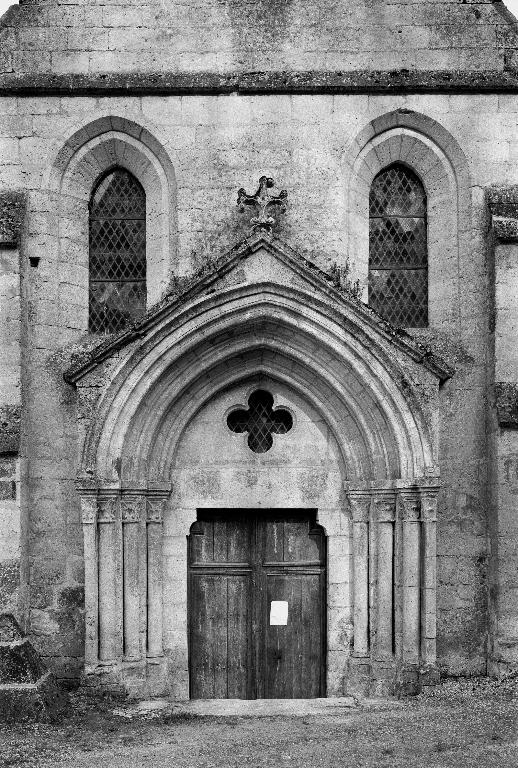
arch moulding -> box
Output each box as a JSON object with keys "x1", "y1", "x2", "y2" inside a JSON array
[
  {"x1": 343, "y1": 109, "x2": 471, "y2": 334},
  {"x1": 48, "y1": 116, "x2": 178, "y2": 315}
]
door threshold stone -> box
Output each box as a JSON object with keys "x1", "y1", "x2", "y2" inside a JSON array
[{"x1": 114, "y1": 696, "x2": 365, "y2": 718}]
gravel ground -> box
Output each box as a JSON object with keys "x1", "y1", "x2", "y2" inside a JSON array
[{"x1": 1, "y1": 678, "x2": 518, "y2": 768}]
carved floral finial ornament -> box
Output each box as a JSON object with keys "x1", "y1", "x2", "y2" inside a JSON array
[{"x1": 237, "y1": 176, "x2": 288, "y2": 232}]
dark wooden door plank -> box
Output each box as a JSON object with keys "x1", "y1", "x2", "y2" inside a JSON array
[{"x1": 188, "y1": 510, "x2": 326, "y2": 700}]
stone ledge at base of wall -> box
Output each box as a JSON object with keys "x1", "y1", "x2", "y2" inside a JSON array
[
  {"x1": 495, "y1": 383, "x2": 518, "y2": 428},
  {"x1": 346, "y1": 657, "x2": 440, "y2": 699},
  {"x1": 0, "y1": 614, "x2": 69, "y2": 723}
]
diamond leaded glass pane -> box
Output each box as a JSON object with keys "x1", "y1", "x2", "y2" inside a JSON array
[
  {"x1": 369, "y1": 164, "x2": 428, "y2": 327},
  {"x1": 369, "y1": 269, "x2": 428, "y2": 328},
  {"x1": 369, "y1": 165, "x2": 426, "y2": 218},
  {"x1": 89, "y1": 281, "x2": 147, "y2": 336},
  {"x1": 369, "y1": 217, "x2": 427, "y2": 269},
  {"x1": 89, "y1": 169, "x2": 146, "y2": 334}
]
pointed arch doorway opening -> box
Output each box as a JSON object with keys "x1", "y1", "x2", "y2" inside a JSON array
[{"x1": 188, "y1": 509, "x2": 327, "y2": 699}]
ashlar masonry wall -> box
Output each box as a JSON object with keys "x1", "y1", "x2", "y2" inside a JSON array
[
  {"x1": 0, "y1": 193, "x2": 23, "y2": 619},
  {"x1": 1, "y1": 88, "x2": 517, "y2": 683},
  {"x1": 0, "y1": 0, "x2": 514, "y2": 76}
]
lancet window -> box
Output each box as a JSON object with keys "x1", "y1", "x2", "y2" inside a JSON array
[
  {"x1": 89, "y1": 168, "x2": 147, "y2": 334},
  {"x1": 368, "y1": 164, "x2": 428, "y2": 327}
]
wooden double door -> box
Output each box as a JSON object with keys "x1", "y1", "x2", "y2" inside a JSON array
[{"x1": 188, "y1": 510, "x2": 326, "y2": 699}]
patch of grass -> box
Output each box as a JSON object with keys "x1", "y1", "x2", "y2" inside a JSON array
[{"x1": 157, "y1": 712, "x2": 208, "y2": 725}]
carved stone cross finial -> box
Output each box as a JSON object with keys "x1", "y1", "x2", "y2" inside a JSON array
[{"x1": 237, "y1": 176, "x2": 288, "y2": 232}]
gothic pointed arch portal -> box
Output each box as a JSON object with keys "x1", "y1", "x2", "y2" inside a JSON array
[{"x1": 69, "y1": 233, "x2": 448, "y2": 698}]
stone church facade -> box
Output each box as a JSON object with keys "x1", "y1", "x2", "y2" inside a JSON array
[{"x1": 1, "y1": 0, "x2": 518, "y2": 699}]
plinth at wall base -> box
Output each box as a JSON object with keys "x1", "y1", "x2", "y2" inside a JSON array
[
  {"x1": 81, "y1": 657, "x2": 172, "y2": 699},
  {"x1": 346, "y1": 656, "x2": 440, "y2": 697},
  {"x1": 487, "y1": 655, "x2": 518, "y2": 679}
]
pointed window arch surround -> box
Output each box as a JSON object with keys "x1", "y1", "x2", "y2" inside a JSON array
[
  {"x1": 368, "y1": 164, "x2": 428, "y2": 328},
  {"x1": 89, "y1": 168, "x2": 147, "y2": 334}
]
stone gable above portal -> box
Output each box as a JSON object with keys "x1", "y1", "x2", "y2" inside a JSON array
[
  {"x1": 64, "y1": 231, "x2": 452, "y2": 386},
  {"x1": 0, "y1": 1, "x2": 516, "y2": 80}
]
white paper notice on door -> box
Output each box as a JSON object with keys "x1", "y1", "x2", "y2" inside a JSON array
[{"x1": 270, "y1": 601, "x2": 289, "y2": 626}]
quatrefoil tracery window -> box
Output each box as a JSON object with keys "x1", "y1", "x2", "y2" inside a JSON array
[
  {"x1": 227, "y1": 390, "x2": 293, "y2": 454},
  {"x1": 89, "y1": 168, "x2": 147, "y2": 334},
  {"x1": 368, "y1": 164, "x2": 428, "y2": 328}
]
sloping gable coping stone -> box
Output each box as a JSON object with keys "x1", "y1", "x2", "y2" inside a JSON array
[{"x1": 64, "y1": 232, "x2": 454, "y2": 385}]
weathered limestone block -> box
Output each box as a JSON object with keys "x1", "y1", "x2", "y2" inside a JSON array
[{"x1": 0, "y1": 614, "x2": 69, "y2": 722}]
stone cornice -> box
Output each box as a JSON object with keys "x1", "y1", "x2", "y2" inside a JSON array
[{"x1": 3, "y1": 70, "x2": 518, "y2": 96}]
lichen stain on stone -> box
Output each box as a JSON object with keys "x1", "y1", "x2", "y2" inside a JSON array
[
  {"x1": 0, "y1": 191, "x2": 26, "y2": 246},
  {"x1": 189, "y1": 470, "x2": 221, "y2": 499},
  {"x1": 57, "y1": 586, "x2": 84, "y2": 611},
  {"x1": 0, "y1": 456, "x2": 15, "y2": 478},
  {"x1": 30, "y1": 597, "x2": 85, "y2": 659},
  {"x1": 234, "y1": 468, "x2": 259, "y2": 488},
  {"x1": 298, "y1": 469, "x2": 328, "y2": 502},
  {"x1": 0, "y1": 254, "x2": 15, "y2": 272},
  {"x1": 223, "y1": 0, "x2": 294, "y2": 55},
  {"x1": 0, "y1": 558, "x2": 20, "y2": 605}
]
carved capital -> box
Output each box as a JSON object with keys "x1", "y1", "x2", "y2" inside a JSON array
[
  {"x1": 147, "y1": 497, "x2": 166, "y2": 524},
  {"x1": 419, "y1": 489, "x2": 439, "y2": 522},
  {"x1": 397, "y1": 490, "x2": 421, "y2": 522},
  {"x1": 121, "y1": 495, "x2": 144, "y2": 524},
  {"x1": 348, "y1": 491, "x2": 371, "y2": 523},
  {"x1": 80, "y1": 494, "x2": 97, "y2": 525},
  {"x1": 97, "y1": 495, "x2": 117, "y2": 523},
  {"x1": 372, "y1": 491, "x2": 397, "y2": 523}
]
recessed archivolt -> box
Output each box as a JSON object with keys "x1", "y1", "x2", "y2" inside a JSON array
[
  {"x1": 79, "y1": 283, "x2": 436, "y2": 485},
  {"x1": 126, "y1": 345, "x2": 382, "y2": 481}
]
